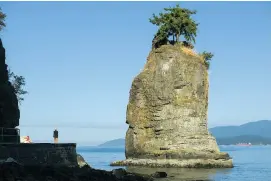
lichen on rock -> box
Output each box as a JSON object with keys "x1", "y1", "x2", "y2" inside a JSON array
[{"x1": 111, "y1": 44, "x2": 233, "y2": 168}]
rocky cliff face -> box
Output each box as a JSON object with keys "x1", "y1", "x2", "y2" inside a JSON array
[
  {"x1": 111, "y1": 45, "x2": 233, "y2": 168},
  {"x1": 0, "y1": 39, "x2": 20, "y2": 128}
]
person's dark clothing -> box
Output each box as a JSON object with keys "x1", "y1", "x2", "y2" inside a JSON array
[{"x1": 53, "y1": 130, "x2": 58, "y2": 138}]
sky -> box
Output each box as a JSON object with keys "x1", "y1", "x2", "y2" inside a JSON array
[{"x1": 0, "y1": 2, "x2": 270, "y2": 145}]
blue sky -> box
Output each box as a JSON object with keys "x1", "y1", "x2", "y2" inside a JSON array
[{"x1": 0, "y1": 2, "x2": 270, "y2": 145}]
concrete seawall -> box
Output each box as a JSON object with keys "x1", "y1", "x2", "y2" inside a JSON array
[{"x1": 0, "y1": 143, "x2": 78, "y2": 166}]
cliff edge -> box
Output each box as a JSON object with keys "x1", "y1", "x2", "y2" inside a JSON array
[
  {"x1": 0, "y1": 39, "x2": 20, "y2": 128},
  {"x1": 111, "y1": 45, "x2": 233, "y2": 168}
]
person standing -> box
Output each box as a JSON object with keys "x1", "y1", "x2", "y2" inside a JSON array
[{"x1": 53, "y1": 129, "x2": 58, "y2": 143}]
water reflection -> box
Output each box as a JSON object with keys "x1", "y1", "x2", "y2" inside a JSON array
[{"x1": 126, "y1": 166, "x2": 232, "y2": 181}]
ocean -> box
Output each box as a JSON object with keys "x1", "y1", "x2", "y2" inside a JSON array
[{"x1": 77, "y1": 146, "x2": 271, "y2": 181}]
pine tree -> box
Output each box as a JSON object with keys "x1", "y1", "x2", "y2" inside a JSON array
[{"x1": 150, "y1": 4, "x2": 198, "y2": 48}]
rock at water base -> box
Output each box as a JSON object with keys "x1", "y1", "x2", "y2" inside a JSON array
[{"x1": 111, "y1": 45, "x2": 233, "y2": 168}]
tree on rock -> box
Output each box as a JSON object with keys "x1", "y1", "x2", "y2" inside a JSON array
[
  {"x1": 0, "y1": 8, "x2": 28, "y2": 104},
  {"x1": 8, "y1": 70, "x2": 28, "y2": 104},
  {"x1": 199, "y1": 51, "x2": 214, "y2": 70},
  {"x1": 0, "y1": 8, "x2": 6, "y2": 31},
  {"x1": 150, "y1": 5, "x2": 214, "y2": 70},
  {"x1": 150, "y1": 4, "x2": 198, "y2": 48},
  {"x1": 151, "y1": 25, "x2": 169, "y2": 49}
]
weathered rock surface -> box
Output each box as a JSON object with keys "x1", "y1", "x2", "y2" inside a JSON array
[
  {"x1": 77, "y1": 153, "x2": 91, "y2": 168},
  {"x1": 111, "y1": 45, "x2": 233, "y2": 168},
  {"x1": 0, "y1": 39, "x2": 20, "y2": 128},
  {"x1": 151, "y1": 171, "x2": 167, "y2": 178},
  {"x1": 0, "y1": 160, "x2": 154, "y2": 181}
]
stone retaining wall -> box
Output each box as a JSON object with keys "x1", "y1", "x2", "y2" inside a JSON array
[{"x1": 0, "y1": 143, "x2": 78, "y2": 167}]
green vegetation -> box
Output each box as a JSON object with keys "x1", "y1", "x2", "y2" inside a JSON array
[
  {"x1": 8, "y1": 69, "x2": 28, "y2": 104},
  {"x1": 149, "y1": 4, "x2": 198, "y2": 47},
  {"x1": 199, "y1": 51, "x2": 214, "y2": 69},
  {"x1": 0, "y1": 8, "x2": 6, "y2": 31},
  {"x1": 0, "y1": 8, "x2": 28, "y2": 104},
  {"x1": 149, "y1": 4, "x2": 213, "y2": 69}
]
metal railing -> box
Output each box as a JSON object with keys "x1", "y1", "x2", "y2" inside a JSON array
[{"x1": 0, "y1": 127, "x2": 20, "y2": 143}]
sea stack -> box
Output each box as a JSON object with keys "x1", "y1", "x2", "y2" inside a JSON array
[{"x1": 111, "y1": 45, "x2": 233, "y2": 168}]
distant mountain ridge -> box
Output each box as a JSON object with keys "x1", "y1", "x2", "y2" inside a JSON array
[
  {"x1": 209, "y1": 120, "x2": 271, "y2": 138},
  {"x1": 98, "y1": 120, "x2": 271, "y2": 146},
  {"x1": 216, "y1": 135, "x2": 271, "y2": 145},
  {"x1": 98, "y1": 138, "x2": 125, "y2": 147}
]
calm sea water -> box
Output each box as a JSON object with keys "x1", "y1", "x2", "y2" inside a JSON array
[{"x1": 77, "y1": 145, "x2": 271, "y2": 181}]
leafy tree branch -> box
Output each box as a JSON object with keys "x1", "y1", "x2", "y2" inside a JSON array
[{"x1": 8, "y1": 69, "x2": 28, "y2": 104}]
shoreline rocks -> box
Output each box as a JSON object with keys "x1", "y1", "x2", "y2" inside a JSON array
[
  {"x1": 77, "y1": 153, "x2": 90, "y2": 168},
  {"x1": 111, "y1": 158, "x2": 233, "y2": 168},
  {"x1": 0, "y1": 160, "x2": 154, "y2": 181},
  {"x1": 112, "y1": 45, "x2": 233, "y2": 168}
]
